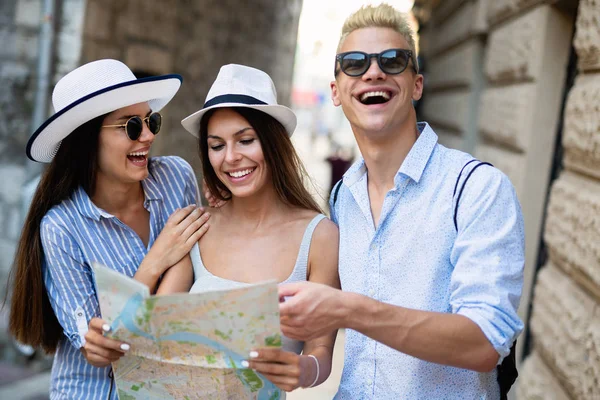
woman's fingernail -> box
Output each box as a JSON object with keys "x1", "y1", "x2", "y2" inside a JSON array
[
  {"x1": 120, "y1": 344, "x2": 130, "y2": 351},
  {"x1": 249, "y1": 351, "x2": 259, "y2": 358},
  {"x1": 102, "y1": 324, "x2": 111, "y2": 332},
  {"x1": 241, "y1": 360, "x2": 249, "y2": 368}
]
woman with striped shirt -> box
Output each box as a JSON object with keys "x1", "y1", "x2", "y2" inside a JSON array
[{"x1": 9, "y1": 59, "x2": 209, "y2": 399}]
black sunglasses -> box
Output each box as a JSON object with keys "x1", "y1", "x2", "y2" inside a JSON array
[
  {"x1": 335, "y1": 48, "x2": 417, "y2": 77},
  {"x1": 102, "y1": 112, "x2": 162, "y2": 141}
]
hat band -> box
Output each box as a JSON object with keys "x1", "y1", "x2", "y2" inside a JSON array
[{"x1": 203, "y1": 94, "x2": 267, "y2": 109}]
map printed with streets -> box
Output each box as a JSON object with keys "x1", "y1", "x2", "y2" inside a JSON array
[{"x1": 92, "y1": 262, "x2": 283, "y2": 400}]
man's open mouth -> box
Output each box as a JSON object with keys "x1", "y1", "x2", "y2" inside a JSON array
[{"x1": 359, "y1": 91, "x2": 391, "y2": 105}]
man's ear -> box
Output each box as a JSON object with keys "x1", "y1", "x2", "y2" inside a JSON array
[
  {"x1": 412, "y1": 74, "x2": 424, "y2": 102},
  {"x1": 330, "y1": 81, "x2": 341, "y2": 107}
]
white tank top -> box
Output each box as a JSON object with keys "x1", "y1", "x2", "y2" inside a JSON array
[{"x1": 189, "y1": 214, "x2": 326, "y2": 355}]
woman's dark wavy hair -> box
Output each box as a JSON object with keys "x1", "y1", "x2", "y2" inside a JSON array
[
  {"x1": 199, "y1": 107, "x2": 322, "y2": 214},
  {"x1": 8, "y1": 114, "x2": 106, "y2": 353}
]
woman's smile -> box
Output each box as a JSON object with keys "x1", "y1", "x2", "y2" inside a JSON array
[
  {"x1": 127, "y1": 146, "x2": 150, "y2": 167},
  {"x1": 225, "y1": 167, "x2": 257, "y2": 182}
]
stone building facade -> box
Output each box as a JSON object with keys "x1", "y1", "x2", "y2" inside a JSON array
[
  {"x1": 0, "y1": 0, "x2": 302, "y2": 361},
  {"x1": 415, "y1": 0, "x2": 599, "y2": 398}
]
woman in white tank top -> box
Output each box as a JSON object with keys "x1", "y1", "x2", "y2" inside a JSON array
[{"x1": 177, "y1": 64, "x2": 340, "y2": 397}]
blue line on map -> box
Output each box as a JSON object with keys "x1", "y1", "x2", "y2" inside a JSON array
[{"x1": 111, "y1": 293, "x2": 153, "y2": 340}]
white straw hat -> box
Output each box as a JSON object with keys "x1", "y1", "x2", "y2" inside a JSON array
[
  {"x1": 181, "y1": 64, "x2": 297, "y2": 137},
  {"x1": 26, "y1": 59, "x2": 182, "y2": 163}
]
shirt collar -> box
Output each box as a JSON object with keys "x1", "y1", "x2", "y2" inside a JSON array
[
  {"x1": 73, "y1": 167, "x2": 163, "y2": 221},
  {"x1": 72, "y1": 186, "x2": 112, "y2": 221},
  {"x1": 141, "y1": 168, "x2": 163, "y2": 202},
  {"x1": 342, "y1": 158, "x2": 367, "y2": 187},
  {"x1": 342, "y1": 122, "x2": 438, "y2": 187},
  {"x1": 397, "y1": 122, "x2": 438, "y2": 184}
]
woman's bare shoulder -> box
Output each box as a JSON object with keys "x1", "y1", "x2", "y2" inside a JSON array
[
  {"x1": 312, "y1": 216, "x2": 338, "y2": 242},
  {"x1": 205, "y1": 205, "x2": 223, "y2": 216},
  {"x1": 291, "y1": 208, "x2": 338, "y2": 240},
  {"x1": 202, "y1": 205, "x2": 228, "y2": 233},
  {"x1": 290, "y1": 207, "x2": 324, "y2": 222}
]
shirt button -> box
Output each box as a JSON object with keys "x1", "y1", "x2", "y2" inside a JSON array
[
  {"x1": 368, "y1": 289, "x2": 375, "y2": 297},
  {"x1": 367, "y1": 379, "x2": 373, "y2": 385}
]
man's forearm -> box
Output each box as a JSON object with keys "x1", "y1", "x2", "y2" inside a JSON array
[{"x1": 341, "y1": 292, "x2": 499, "y2": 372}]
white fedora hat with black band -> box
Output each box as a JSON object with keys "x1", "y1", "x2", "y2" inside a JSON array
[
  {"x1": 181, "y1": 64, "x2": 297, "y2": 137},
  {"x1": 26, "y1": 59, "x2": 182, "y2": 163}
]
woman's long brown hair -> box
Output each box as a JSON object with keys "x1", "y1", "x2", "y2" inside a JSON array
[
  {"x1": 8, "y1": 114, "x2": 105, "y2": 353},
  {"x1": 199, "y1": 107, "x2": 323, "y2": 214}
]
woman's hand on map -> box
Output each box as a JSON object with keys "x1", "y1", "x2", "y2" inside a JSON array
[
  {"x1": 244, "y1": 348, "x2": 318, "y2": 392},
  {"x1": 81, "y1": 318, "x2": 130, "y2": 368},
  {"x1": 136, "y1": 205, "x2": 210, "y2": 290}
]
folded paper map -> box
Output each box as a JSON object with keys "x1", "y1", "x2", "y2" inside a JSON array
[{"x1": 91, "y1": 262, "x2": 283, "y2": 400}]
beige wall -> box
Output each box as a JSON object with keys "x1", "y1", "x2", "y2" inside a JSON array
[
  {"x1": 419, "y1": 1, "x2": 600, "y2": 398},
  {"x1": 520, "y1": 0, "x2": 600, "y2": 398},
  {"x1": 419, "y1": 0, "x2": 487, "y2": 152}
]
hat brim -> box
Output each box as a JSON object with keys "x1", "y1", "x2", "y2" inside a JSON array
[
  {"x1": 181, "y1": 103, "x2": 297, "y2": 138},
  {"x1": 27, "y1": 74, "x2": 182, "y2": 163}
]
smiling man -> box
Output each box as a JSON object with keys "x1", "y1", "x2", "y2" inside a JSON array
[{"x1": 278, "y1": 3, "x2": 525, "y2": 399}]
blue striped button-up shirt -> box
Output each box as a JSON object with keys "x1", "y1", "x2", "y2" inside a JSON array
[
  {"x1": 40, "y1": 156, "x2": 199, "y2": 399},
  {"x1": 330, "y1": 123, "x2": 525, "y2": 399}
]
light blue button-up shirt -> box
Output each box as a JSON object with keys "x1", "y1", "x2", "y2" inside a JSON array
[
  {"x1": 330, "y1": 123, "x2": 524, "y2": 399},
  {"x1": 40, "y1": 156, "x2": 199, "y2": 400}
]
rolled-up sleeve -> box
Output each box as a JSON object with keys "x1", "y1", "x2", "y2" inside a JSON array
[
  {"x1": 449, "y1": 168, "x2": 525, "y2": 363},
  {"x1": 40, "y1": 218, "x2": 99, "y2": 349}
]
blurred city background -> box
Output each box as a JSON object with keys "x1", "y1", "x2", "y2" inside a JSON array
[{"x1": 0, "y1": 0, "x2": 598, "y2": 399}]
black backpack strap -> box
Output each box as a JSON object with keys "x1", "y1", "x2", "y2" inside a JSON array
[
  {"x1": 497, "y1": 341, "x2": 518, "y2": 400},
  {"x1": 453, "y1": 159, "x2": 479, "y2": 198},
  {"x1": 453, "y1": 161, "x2": 492, "y2": 231},
  {"x1": 329, "y1": 179, "x2": 344, "y2": 221},
  {"x1": 331, "y1": 179, "x2": 343, "y2": 206},
  {"x1": 453, "y1": 159, "x2": 518, "y2": 398}
]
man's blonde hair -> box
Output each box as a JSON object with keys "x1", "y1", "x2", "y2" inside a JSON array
[{"x1": 337, "y1": 3, "x2": 418, "y2": 72}]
